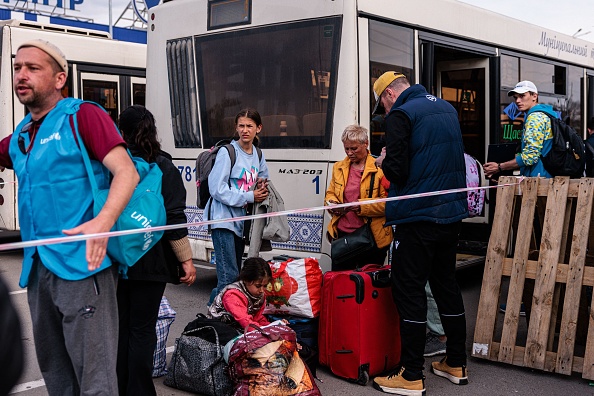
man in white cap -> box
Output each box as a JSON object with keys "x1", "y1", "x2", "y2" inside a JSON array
[
  {"x1": 371, "y1": 72, "x2": 469, "y2": 395},
  {"x1": 0, "y1": 39, "x2": 139, "y2": 394},
  {"x1": 484, "y1": 80, "x2": 557, "y2": 178}
]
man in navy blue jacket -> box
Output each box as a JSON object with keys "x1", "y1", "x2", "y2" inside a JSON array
[{"x1": 372, "y1": 72, "x2": 469, "y2": 396}]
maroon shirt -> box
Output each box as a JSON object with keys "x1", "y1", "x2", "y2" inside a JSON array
[{"x1": 0, "y1": 102, "x2": 125, "y2": 168}]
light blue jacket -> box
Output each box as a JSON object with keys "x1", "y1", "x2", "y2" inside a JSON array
[
  {"x1": 205, "y1": 140, "x2": 269, "y2": 237},
  {"x1": 9, "y1": 98, "x2": 113, "y2": 287}
]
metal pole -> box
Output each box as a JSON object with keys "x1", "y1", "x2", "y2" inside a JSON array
[{"x1": 109, "y1": 0, "x2": 113, "y2": 38}]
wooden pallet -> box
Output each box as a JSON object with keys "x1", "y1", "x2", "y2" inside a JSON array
[{"x1": 473, "y1": 176, "x2": 594, "y2": 379}]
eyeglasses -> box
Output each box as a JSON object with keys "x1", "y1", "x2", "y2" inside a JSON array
[{"x1": 17, "y1": 121, "x2": 34, "y2": 155}]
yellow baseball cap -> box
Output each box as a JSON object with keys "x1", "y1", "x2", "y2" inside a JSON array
[{"x1": 372, "y1": 71, "x2": 405, "y2": 114}]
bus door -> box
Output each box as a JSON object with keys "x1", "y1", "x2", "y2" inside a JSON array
[
  {"x1": 79, "y1": 73, "x2": 146, "y2": 122},
  {"x1": 437, "y1": 58, "x2": 490, "y2": 224}
]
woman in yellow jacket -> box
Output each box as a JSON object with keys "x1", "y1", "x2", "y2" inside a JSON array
[{"x1": 325, "y1": 124, "x2": 392, "y2": 270}]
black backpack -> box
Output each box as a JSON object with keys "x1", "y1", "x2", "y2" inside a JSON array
[
  {"x1": 539, "y1": 114, "x2": 585, "y2": 178},
  {"x1": 195, "y1": 139, "x2": 262, "y2": 209}
]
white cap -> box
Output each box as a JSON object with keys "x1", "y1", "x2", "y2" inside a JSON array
[
  {"x1": 18, "y1": 39, "x2": 68, "y2": 77},
  {"x1": 507, "y1": 80, "x2": 537, "y2": 96}
]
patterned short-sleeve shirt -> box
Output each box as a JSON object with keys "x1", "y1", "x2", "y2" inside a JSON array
[{"x1": 520, "y1": 111, "x2": 553, "y2": 166}]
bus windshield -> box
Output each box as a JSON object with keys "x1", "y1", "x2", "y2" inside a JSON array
[{"x1": 170, "y1": 16, "x2": 342, "y2": 149}]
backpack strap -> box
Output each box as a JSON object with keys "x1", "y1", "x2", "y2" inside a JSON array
[
  {"x1": 222, "y1": 144, "x2": 236, "y2": 172},
  {"x1": 255, "y1": 146, "x2": 262, "y2": 162},
  {"x1": 207, "y1": 144, "x2": 235, "y2": 232}
]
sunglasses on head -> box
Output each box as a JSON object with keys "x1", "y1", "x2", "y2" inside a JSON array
[{"x1": 17, "y1": 121, "x2": 33, "y2": 155}]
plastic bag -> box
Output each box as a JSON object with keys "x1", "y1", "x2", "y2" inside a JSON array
[{"x1": 264, "y1": 258, "x2": 322, "y2": 318}]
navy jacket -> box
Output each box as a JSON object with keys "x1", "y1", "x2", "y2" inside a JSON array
[{"x1": 383, "y1": 84, "x2": 468, "y2": 225}]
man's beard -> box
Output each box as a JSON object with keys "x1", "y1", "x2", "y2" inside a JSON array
[{"x1": 16, "y1": 89, "x2": 41, "y2": 107}]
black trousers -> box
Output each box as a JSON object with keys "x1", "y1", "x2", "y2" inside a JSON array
[
  {"x1": 117, "y1": 279, "x2": 166, "y2": 396},
  {"x1": 391, "y1": 221, "x2": 466, "y2": 378}
]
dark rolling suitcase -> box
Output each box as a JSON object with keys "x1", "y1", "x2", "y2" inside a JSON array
[
  {"x1": 318, "y1": 264, "x2": 401, "y2": 384},
  {"x1": 267, "y1": 314, "x2": 319, "y2": 349},
  {"x1": 267, "y1": 314, "x2": 320, "y2": 378}
]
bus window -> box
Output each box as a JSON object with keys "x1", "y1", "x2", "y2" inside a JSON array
[
  {"x1": 440, "y1": 67, "x2": 486, "y2": 161},
  {"x1": 368, "y1": 21, "x2": 414, "y2": 156},
  {"x1": 520, "y1": 58, "x2": 555, "y2": 94},
  {"x1": 132, "y1": 80, "x2": 146, "y2": 107},
  {"x1": 566, "y1": 64, "x2": 583, "y2": 135},
  {"x1": 189, "y1": 17, "x2": 341, "y2": 149},
  {"x1": 82, "y1": 77, "x2": 119, "y2": 122},
  {"x1": 166, "y1": 37, "x2": 201, "y2": 148}
]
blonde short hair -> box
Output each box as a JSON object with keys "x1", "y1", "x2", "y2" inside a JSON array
[{"x1": 341, "y1": 124, "x2": 369, "y2": 144}]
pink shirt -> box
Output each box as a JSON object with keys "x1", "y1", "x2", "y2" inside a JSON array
[
  {"x1": 222, "y1": 289, "x2": 270, "y2": 330},
  {"x1": 337, "y1": 166, "x2": 365, "y2": 233}
]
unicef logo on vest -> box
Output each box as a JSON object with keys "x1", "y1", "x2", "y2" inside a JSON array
[{"x1": 426, "y1": 95, "x2": 437, "y2": 102}]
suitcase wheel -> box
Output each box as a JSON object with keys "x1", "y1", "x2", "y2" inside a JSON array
[{"x1": 357, "y1": 364, "x2": 370, "y2": 385}]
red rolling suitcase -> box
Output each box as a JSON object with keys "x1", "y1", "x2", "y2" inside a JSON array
[{"x1": 318, "y1": 264, "x2": 401, "y2": 384}]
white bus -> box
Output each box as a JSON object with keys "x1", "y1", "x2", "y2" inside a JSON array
[
  {"x1": 146, "y1": 0, "x2": 594, "y2": 270},
  {"x1": 0, "y1": 19, "x2": 146, "y2": 241}
]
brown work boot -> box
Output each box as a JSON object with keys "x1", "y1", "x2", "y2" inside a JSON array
[
  {"x1": 373, "y1": 366, "x2": 426, "y2": 395},
  {"x1": 430, "y1": 357, "x2": 468, "y2": 385}
]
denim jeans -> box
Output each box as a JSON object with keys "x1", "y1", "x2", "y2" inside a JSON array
[{"x1": 208, "y1": 228, "x2": 245, "y2": 305}]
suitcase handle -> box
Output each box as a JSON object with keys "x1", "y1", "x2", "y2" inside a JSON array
[
  {"x1": 356, "y1": 264, "x2": 383, "y2": 272},
  {"x1": 349, "y1": 267, "x2": 391, "y2": 304}
]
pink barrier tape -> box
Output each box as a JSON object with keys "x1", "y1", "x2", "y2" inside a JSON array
[{"x1": 0, "y1": 178, "x2": 522, "y2": 251}]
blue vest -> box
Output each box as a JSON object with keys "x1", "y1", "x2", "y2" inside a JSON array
[
  {"x1": 385, "y1": 85, "x2": 468, "y2": 225},
  {"x1": 10, "y1": 98, "x2": 112, "y2": 287},
  {"x1": 517, "y1": 104, "x2": 556, "y2": 178}
]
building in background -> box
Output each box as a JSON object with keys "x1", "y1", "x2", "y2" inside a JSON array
[{"x1": 0, "y1": 0, "x2": 158, "y2": 43}]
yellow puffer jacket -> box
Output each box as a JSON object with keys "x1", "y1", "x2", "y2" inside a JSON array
[{"x1": 324, "y1": 154, "x2": 392, "y2": 249}]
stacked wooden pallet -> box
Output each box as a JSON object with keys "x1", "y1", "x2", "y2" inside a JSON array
[{"x1": 473, "y1": 176, "x2": 594, "y2": 380}]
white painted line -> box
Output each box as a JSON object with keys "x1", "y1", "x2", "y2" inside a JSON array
[
  {"x1": 9, "y1": 290, "x2": 27, "y2": 295},
  {"x1": 11, "y1": 347, "x2": 177, "y2": 394},
  {"x1": 194, "y1": 264, "x2": 216, "y2": 270},
  {"x1": 10, "y1": 379, "x2": 45, "y2": 394}
]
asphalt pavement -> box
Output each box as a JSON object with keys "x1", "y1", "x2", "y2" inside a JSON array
[{"x1": 2, "y1": 251, "x2": 593, "y2": 395}]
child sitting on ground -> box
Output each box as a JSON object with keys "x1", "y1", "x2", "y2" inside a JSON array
[{"x1": 208, "y1": 257, "x2": 272, "y2": 330}]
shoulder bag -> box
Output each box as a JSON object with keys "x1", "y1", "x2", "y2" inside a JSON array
[
  {"x1": 72, "y1": 108, "x2": 166, "y2": 274},
  {"x1": 330, "y1": 172, "x2": 376, "y2": 267}
]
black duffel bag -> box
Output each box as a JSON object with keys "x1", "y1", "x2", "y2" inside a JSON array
[{"x1": 164, "y1": 324, "x2": 235, "y2": 396}]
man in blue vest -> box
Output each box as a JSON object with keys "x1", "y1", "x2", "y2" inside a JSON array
[
  {"x1": 0, "y1": 40, "x2": 139, "y2": 395},
  {"x1": 372, "y1": 72, "x2": 469, "y2": 395}
]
